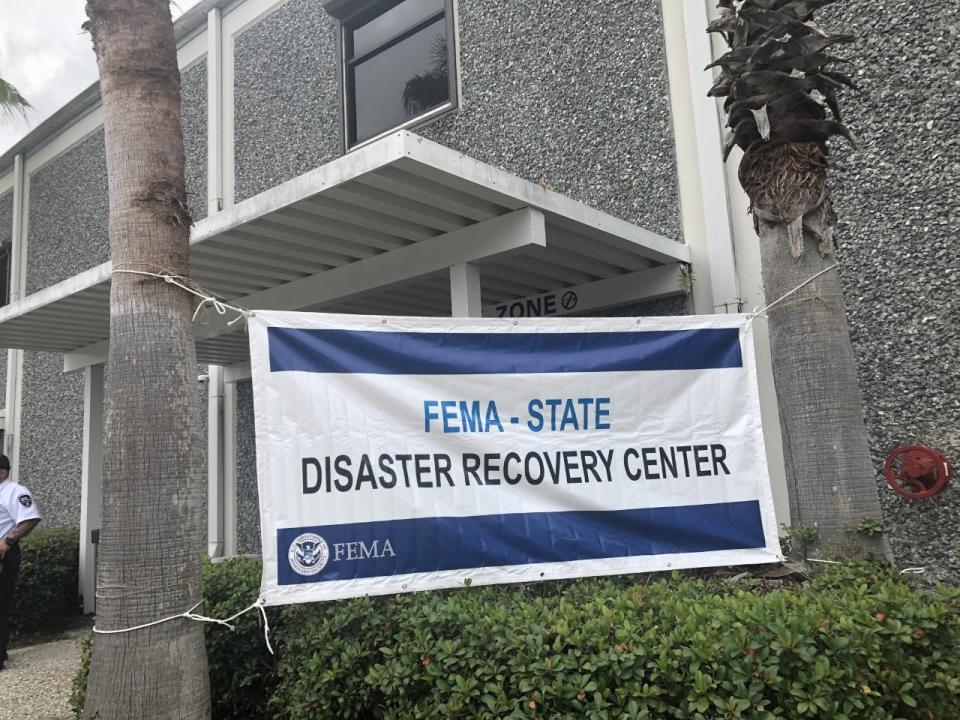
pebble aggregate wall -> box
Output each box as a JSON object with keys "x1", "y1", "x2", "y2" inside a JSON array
[
  {"x1": 594, "y1": 295, "x2": 688, "y2": 319},
  {"x1": 26, "y1": 130, "x2": 109, "y2": 294},
  {"x1": 420, "y1": 0, "x2": 681, "y2": 239},
  {"x1": 26, "y1": 62, "x2": 207, "y2": 295},
  {"x1": 19, "y1": 128, "x2": 100, "y2": 518},
  {"x1": 16, "y1": 358, "x2": 208, "y2": 530},
  {"x1": 0, "y1": 192, "x2": 11, "y2": 395},
  {"x1": 232, "y1": 0, "x2": 341, "y2": 203},
  {"x1": 17, "y1": 352, "x2": 84, "y2": 527},
  {"x1": 182, "y1": 59, "x2": 209, "y2": 223},
  {"x1": 235, "y1": 380, "x2": 260, "y2": 554},
  {"x1": 229, "y1": 0, "x2": 681, "y2": 240},
  {"x1": 818, "y1": 0, "x2": 960, "y2": 581}
]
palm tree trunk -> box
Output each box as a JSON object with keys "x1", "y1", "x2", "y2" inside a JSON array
[
  {"x1": 757, "y1": 207, "x2": 884, "y2": 555},
  {"x1": 83, "y1": 1, "x2": 210, "y2": 717}
]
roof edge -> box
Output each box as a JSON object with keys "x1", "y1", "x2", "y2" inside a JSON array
[{"x1": 0, "y1": 0, "x2": 232, "y2": 175}]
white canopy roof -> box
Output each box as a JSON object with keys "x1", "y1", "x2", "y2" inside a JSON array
[{"x1": 0, "y1": 131, "x2": 690, "y2": 369}]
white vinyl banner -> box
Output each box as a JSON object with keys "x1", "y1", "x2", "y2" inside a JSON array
[{"x1": 249, "y1": 311, "x2": 781, "y2": 606}]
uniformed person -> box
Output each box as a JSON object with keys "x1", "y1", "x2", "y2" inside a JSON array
[{"x1": 0, "y1": 454, "x2": 41, "y2": 671}]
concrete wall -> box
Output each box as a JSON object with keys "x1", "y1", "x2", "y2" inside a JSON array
[
  {"x1": 596, "y1": 295, "x2": 688, "y2": 319},
  {"x1": 18, "y1": 129, "x2": 105, "y2": 520},
  {"x1": 232, "y1": 0, "x2": 341, "y2": 203},
  {"x1": 421, "y1": 0, "x2": 681, "y2": 239},
  {"x1": 228, "y1": 0, "x2": 681, "y2": 238},
  {"x1": 820, "y1": 0, "x2": 960, "y2": 581},
  {"x1": 26, "y1": 130, "x2": 110, "y2": 294},
  {"x1": 16, "y1": 359, "x2": 208, "y2": 531},
  {"x1": 234, "y1": 379, "x2": 260, "y2": 554},
  {"x1": 182, "y1": 59, "x2": 209, "y2": 223},
  {"x1": 17, "y1": 351, "x2": 84, "y2": 527},
  {"x1": 25, "y1": 61, "x2": 207, "y2": 296}
]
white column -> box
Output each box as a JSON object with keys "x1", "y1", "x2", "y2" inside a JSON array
[
  {"x1": 661, "y1": 0, "x2": 742, "y2": 314},
  {"x1": 4, "y1": 154, "x2": 25, "y2": 458},
  {"x1": 207, "y1": 365, "x2": 225, "y2": 557},
  {"x1": 78, "y1": 363, "x2": 104, "y2": 614},
  {"x1": 221, "y1": 380, "x2": 238, "y2": 556},
  {"x1": 203, "y1": 7, "x2": 227, "y2": 557},
  {"x1": 450, "y1": 262, "x2": 482, "y2": 317},
  {"x1": 207, "y1": 6, "x2": 224, "y2": 216}
]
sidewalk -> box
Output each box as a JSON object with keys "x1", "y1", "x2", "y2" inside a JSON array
[{"x1": 0, "y1": 620, "x2": 89, "y2": 720}]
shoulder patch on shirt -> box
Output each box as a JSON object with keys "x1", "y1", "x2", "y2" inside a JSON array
[{"x1": 18, "y1": 494, "x2": 33, "y2": 508}]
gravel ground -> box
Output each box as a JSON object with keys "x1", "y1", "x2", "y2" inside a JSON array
[{"x1": 0, "y1": 623, "x2": 89, "y2": 720}]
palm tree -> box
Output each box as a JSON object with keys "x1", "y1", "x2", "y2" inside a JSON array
[
  {"x1": 0, "y1": 78, "x2": 30, "y2": 118},
  {"x1": 82, "y1": 0, "x2": 210, "y2": 717},
  {"x1": 707, "y1": 0, "x2": 884, "y2": 554}
]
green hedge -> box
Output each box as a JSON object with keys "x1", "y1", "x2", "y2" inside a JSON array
[
  {"x1": 11, "y1": 526, "x2": 81, "y2": 638},
  {"x1": 204, "y1": 556, "x2": 279, "y2": 720},
  {"x1": 73, "y1": 558, "x2": 960, "y2": 719}
]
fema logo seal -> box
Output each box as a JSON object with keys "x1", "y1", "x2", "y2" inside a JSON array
[
  {"x1": 18, "y1": 494, "x2": 32, "y2": 508},
  {"x1": 288, "y1": 533, "x2": 329, "y2": 576}
]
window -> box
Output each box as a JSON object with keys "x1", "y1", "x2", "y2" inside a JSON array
[{"x1": 342, "y1": 0, "x2": 457, "y2": 147}]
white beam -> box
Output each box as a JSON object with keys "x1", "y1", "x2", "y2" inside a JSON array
[
  {"x1": 450, "y1": 263, "x2": 482, "y2": 317},
  {"x1": 482, "y1": 263, "x2": 686, "y2": 318},
  {"x1": 223, "y1": 361, "x2": 251, "y2": 383},
  {"x1": 79, "y1": 363, "x2": 104, "y2": 614},
  {"x1": 64, "y1": 339, "x2": 109, "y2": 373},
  {"x1": 195, "y1": 206, "x2": 547, "y2": 341}
]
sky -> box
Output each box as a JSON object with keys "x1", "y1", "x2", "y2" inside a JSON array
[{"x1": 0, "y1": 0, "x2": 202, "y2": 155}]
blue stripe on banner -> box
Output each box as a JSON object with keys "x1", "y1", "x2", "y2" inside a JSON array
[
  {"x1": 267, "y1": 327, "x2": 742, "y2": 374},
  {"x1": 276, "y1": 500, "x2": 765, "y2": 585}
]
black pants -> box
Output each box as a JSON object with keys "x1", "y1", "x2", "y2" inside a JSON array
[{"x1": 0, "y1": 544, "x2": 21, "y2": 664}]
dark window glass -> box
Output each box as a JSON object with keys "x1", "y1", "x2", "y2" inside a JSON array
[
  {"x1": 0, "y1": 244, "x2": 9, "y2": 308},
  {"x1": 353, "y1": 0, "x2": 443, "y2": 58},
  {"x1": 345, "y1": 0, "x2": 453, "y2": 146}
]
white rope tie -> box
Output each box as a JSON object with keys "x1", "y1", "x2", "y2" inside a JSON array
[
  {"x1": 746, "y1": 263, "x2": 839, "y2": 321},
  {"x1": 112, "y1": 269, "x2": 252, "y2": 327},
  {"x1": 93, "y1": 597, "x2": 274, "y2": 654}
]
